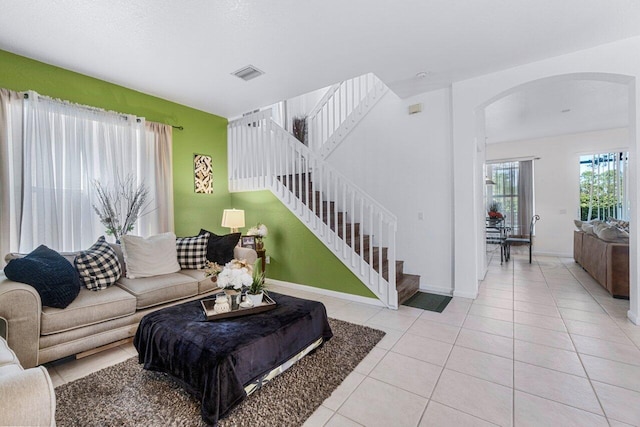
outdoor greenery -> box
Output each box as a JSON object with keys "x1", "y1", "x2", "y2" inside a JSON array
[{"x1": 579, "y1": 169, "x2": 624, "y2": 221}]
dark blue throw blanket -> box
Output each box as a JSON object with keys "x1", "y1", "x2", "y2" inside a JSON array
[{"x1": 134, "y1": 292, "x2": 333, "y2": 426}]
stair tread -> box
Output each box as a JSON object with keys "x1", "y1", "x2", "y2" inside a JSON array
[{"x1": 396, "y1": 274, "x2": 420, "y2": 305}]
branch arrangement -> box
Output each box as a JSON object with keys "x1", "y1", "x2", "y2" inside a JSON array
[{"x1": 92, "y1": 175, "x2": 151, "y2": 242}]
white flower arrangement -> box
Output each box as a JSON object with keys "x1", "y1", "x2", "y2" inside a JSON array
[
  {"x1": 247, "y1": 223, "x2": 268, "y2": 238},
  {"x1": 216, "y1": 259, "x2": 254, "y2": 290}
]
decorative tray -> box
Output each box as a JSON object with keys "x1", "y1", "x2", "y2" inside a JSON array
[{"x1": 201, "y1": 293, "x2": 277, "y2": 321}]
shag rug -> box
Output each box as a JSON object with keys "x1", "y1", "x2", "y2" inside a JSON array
[{"x1": 55, "y1": 318, "x2": 385, "y2": 426}]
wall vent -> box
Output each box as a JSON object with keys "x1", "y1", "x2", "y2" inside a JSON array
[{"x1": 232, "y1": 65, "x2": 265, "y2": 81}]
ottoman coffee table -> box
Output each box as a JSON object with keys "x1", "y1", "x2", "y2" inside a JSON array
[{"x1": 134, "y1": 292, "x2": 333, "y2": 425}]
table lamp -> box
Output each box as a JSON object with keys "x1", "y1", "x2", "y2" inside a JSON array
[{"x1": 221, "y1": 209, "x2": 245, "y2": 233}]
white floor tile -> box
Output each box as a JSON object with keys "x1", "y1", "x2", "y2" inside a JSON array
[
  {"x1": 431, "y1": 369, "x2": 513, "y2": 426},
  {"x1": 514, "y1": 391, "x2": 608, "y2": 427},
  {"x1": 514, "y1": 361, "x2": 603, "y2": 415},
  {"x1": 445, "y1": 346, "x2": 513, "y2": 387},
  {"x1": 463, "y1": 315, "x2": 513, "y2": 338},
  {"x1": 369, "y1": 351, "x2": 442, "y2": 398},
  {"x1": 325, "y1": 413, "x2": 363, "y2": 427},
  {"x1": 455, "y1": 328, "x2": 514, "y2": 359},
  {"x1": 406, "y1": 318, "x2": 461, "y2": 344},
  {"x1": 322, "y1": 371, "x2": 367, "y2": 411},
  {"x1": 337, "y1": 377, "x2": 427, "y2": 427},
  {"x1": 303, "y1": 406, "x2": 335, "y2": 427},
  {"x1": 468, "y1": 304, "x2": 513, "y2": 322},
  {"x1": 420, "y1": 401, "x2": 498, "y2": 426},
  {"x1": 391, "y1": 333, "x2": 453, "y2": 367},
  {"x1": 591, "y1": 381, "x2": 640, "y2": 426},
  {"x1": 514, "y1": 324, "x2": 575, "y2": 351},
  {"x1": 54, "y1": 346, "x2": 132, "y2": 383},
  {"x1": 367, "y1": 309, "x2": 418, "y2": 331},
  {"x1": 514, "y1": 311, "x2": 567, "y2": 332},
  {"x1": 514, "y1": 340, "x2": 585, "y2": 377},
  {"x1": 418, "y1": 308, "x2": 468, "y2": 327},
  {"x1": 514, "y1": 300, "x2": 561, "y2": 318},
  {"x1": 564, "y1": 319, "x2": 633, "y2": 345},
  {"x1": 353, "y1": 347, "x2": 386, "y2": 375},
  {"x1": 572, "y1": 334, "x2": 640, "y2": 366},
  {"x1": 580, "y1": 354, "x2": 640, "y2": 393}
]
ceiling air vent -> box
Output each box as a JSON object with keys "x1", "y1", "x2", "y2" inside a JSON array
[{"x1": 232, "y1": 65, "x2": 264, "y2": 81}]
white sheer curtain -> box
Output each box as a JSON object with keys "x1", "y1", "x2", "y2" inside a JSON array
[
  {"x1": 0, "y1": 88, "x2": 24, "y2": 263},
  {"x1": 0, "y1": 89, "x2": 174, "y2": 256}
]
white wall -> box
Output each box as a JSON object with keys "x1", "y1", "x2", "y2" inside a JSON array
[
  {"x1": 450, "y1": 35, "x2": 640, "y2": 322},
  {"x1": 326, "y1": 88, "x2": 454, "y2": 294},
  {"x1": 487, "y1": 128, "x2": 629, "y2": 257}
]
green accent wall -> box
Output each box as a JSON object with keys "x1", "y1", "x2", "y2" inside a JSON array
[
  {"x1": 231, "y1": 191, "x2": 375, "y2": 298},
  {"x1": 0, "y1": 49, "x2": 374, "y2": 299},
  {"x1": 0, "y1": 49, "x2": 230, "y2": 236}
]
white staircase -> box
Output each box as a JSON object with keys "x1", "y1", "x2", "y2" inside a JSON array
[
  {"x1": 308, "y1": 73, "x2": 388, "y2": 159},
  {"x1": 228, "y1": 110, "x2": 400, "y2": 309}
]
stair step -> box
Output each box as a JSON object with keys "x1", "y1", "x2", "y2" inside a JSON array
[
  {"x1": 396, "y1": 274, "x2": 420, "y2": 305},
  {"x1": 362, "y1": 246, "x2": 389, "y2": 264},
  {"x1": 334, "y1": 223, "x2": 360, "y2": 237},
  {"x1": 277, "y1": 173, "x2": 312, "y2": 186}
]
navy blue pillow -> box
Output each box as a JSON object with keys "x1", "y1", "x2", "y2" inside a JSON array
[
  {"x1": 199, "y1": 229, "x2": 240, "y2": 265},
  {"x1": 4, "y1": 245, "x2": 81, "y2": 308}
]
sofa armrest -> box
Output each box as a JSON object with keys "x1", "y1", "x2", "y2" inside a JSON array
[
  {"x1": 0, "y1": 366, "x2": 56, "y2": 426},
  {"x1": 0, "y1": 274, "x2": 41, "y2": 368},
  {"x1": 234, "y1": 246, "x2": 258, "y2": 266}
]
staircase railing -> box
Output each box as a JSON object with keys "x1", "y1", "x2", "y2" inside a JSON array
[
  {"x1": 228, "y1": 111, "x2": 398, "y2": 309},
  {"x1": 308, "y1": 73, "x2": 388, "y2": 159}
]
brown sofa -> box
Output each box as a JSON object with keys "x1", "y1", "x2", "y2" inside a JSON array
[{"x1": 573, "y1": 230, "x2": 629, "y2": 298}]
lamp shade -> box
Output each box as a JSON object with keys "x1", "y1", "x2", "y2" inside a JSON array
[{"x1": 221, "y1": 209, "x2": 245, "y2": 232}]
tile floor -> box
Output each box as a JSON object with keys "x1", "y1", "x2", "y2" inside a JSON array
[{"x1": 46, "y1": 249, "x2": 640, "y2": 426}]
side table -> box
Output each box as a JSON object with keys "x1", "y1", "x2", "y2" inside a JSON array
[{"x1": 256, "y1": 248, "x2": 266, "y2": 272}]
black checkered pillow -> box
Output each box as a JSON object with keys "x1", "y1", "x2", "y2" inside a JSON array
[
  {"x1": 75, "y1": 236, "x2": 122, "y2": 290},
  {"x1": 176, "y1": 233, "x2": 209, "y2": 269}
]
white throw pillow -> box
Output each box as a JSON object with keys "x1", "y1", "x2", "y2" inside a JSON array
[
  {"x1": 121, "y1": 232, "x2": 181, "y2": 279},
  {"x1": 596, "y1": 224, "x2": 629, "y2": 243}
]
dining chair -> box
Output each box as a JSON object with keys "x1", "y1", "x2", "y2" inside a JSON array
[{"x1": 504, "y1": 215, "x2": 540, "y2": 263}]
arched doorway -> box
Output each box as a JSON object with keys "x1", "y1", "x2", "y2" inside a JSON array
[{"x1": 474, "y1": 72, "x2": 636, "y2": 322}]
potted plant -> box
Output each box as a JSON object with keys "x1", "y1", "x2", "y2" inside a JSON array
[
  {"x1": 488, "y1": 201, "x2": 503, "y2": 225},
  {"x1": 246, "y1": 266, "x2": 267, "y2": 306}
]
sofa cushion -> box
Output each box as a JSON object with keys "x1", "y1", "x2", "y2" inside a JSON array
[
  {"x1": 121, "y1": 232, "x2": 181, "y2": 279},
  {"x1": 40, "y1": 286, "x2": 137, "y2": 335},
  {"x1": 3, "y1": 245, "x2": 80, "y2": 309},
  {"x1": 115, "y1": 273, "x2": 198, "y2": 310},
  {"x1": 199, "y1": 229, "x2": 240, "y2": 265},
  {"x1": 176, "y1": 233, "x2": 209, "y2": 270},
  {"x1": 596, "y1": 224, "x2": 629, "y2": 242},
  {"x1": 180, "y1": 269, "x2": 219, "y2": 294},
  {"x1": 75, "y1": 236, "x2": 122, "y2": 291}
]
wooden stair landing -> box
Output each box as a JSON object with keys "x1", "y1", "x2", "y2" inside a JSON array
[{"x1": 278, "y1": 174, "x2": 419, "y2": 305}]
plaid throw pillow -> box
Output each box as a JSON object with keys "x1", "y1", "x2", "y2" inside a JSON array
[
  {"x1": 176, "y1": 233, "x2": 209, "y2": 269},
  {"x1": 75, "y1": 236, "x2": 122, "y2": 291}
]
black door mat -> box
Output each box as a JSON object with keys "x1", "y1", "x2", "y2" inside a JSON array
[{"x1": 402, "y1": 292, "x2": 452, "y2": 313}]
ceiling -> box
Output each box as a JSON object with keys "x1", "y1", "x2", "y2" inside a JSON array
[
  {"x1": 485, "y1": 79, "x2": 629, "y2": 144},
  {"x1": 1, "y1": 0, "x2": 640, "y2": 118}
]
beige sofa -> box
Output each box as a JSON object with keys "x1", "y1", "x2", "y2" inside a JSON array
[
  {"x1": 574, "y1": 230, "x2": 629, "y2": 298},
  {"x1": 0, "y1": 246, "x2": 257, "y2": 369},
  {"x1": 0, "y1": 336, "x2": 55, "y2": 426}
]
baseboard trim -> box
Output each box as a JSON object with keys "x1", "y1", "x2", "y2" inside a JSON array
[
  {"x1": 453, "y1": 289, "x2": 478, "y2": 299},
  {"x1": 265, "y1": 278, "x2": 385, "y2": 307},
  {"x1": 419, "y1": 285, "x2": 453, "y2": 297},
  {"x1": 628, "y1": 310, "x2": 639, "y2": 325}
]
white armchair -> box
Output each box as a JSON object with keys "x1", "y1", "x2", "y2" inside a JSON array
[{"x1": 0, "y1": 336, "x2": 56, "y2": 426}]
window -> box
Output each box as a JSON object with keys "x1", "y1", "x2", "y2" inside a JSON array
[
  {"x1": 486, "y1": 160, "x2": 534, "y2": 236},
  {"x1": 0, "y1": 89, "x2": 174, "y2": 255},
  {"x1": 579, "y1": 152, "x2": 629, "y2": 221}
]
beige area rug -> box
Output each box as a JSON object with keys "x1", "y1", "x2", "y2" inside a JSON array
[{"x1": 55, "y1": 318, "x2": 385, "y2": 426}]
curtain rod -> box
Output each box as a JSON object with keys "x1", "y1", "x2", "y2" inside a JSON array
[
  {"x1": 487, "y1": 156, "x2": 541, "y2": 163},
  {"x1": 24, "y1": 92, "x2": 183, "y2": 130}
]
